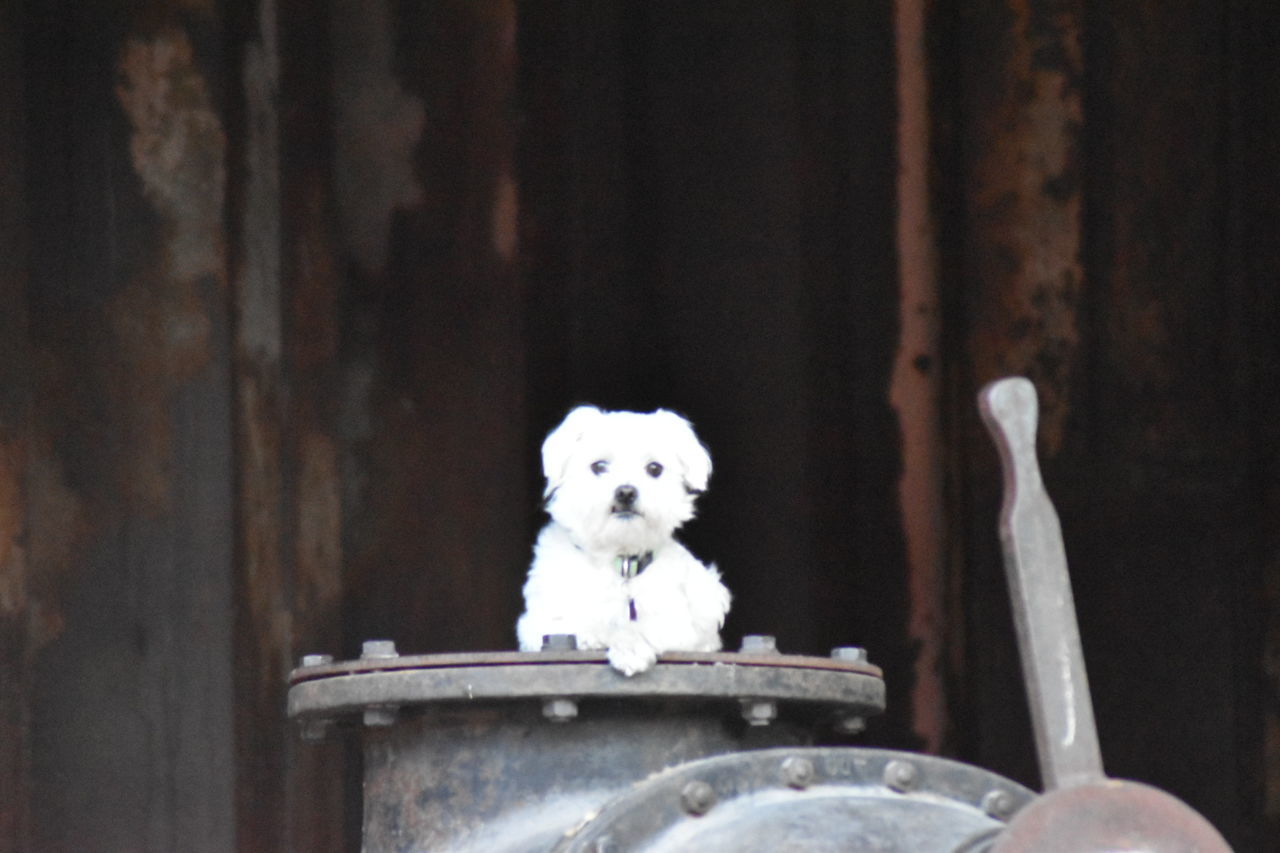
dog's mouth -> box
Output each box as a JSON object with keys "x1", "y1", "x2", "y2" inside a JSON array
[{"x1": 610, "y1": 505, "x2": 642, "y2": 519}]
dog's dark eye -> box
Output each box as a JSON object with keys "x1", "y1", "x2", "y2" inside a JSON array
[
  {"x1": 646, "y1": 461, "x2": 664, "y2": 478},
  {"x1": 591, "y1": 460, "x2": 608, "y2": 475}
]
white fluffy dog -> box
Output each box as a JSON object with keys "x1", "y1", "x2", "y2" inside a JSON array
[{"x1": 516, "y1": 406, "x2": 731, "y2": 676}]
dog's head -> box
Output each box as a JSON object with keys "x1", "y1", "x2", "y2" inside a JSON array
[{"x1": 541, "y1": 406, "x2": 711, "y2": 554}]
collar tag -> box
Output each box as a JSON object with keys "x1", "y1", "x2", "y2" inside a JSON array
[{"x1": 614, "y1": 552, "x2": 653, "y2": 579}]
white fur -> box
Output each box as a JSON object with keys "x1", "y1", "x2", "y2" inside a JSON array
[{"x1": 516, "y1": 406, "x2": 731, "y2": 675}]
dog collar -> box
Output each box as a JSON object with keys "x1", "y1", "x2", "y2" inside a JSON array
[{"x1": 614, "y1": 552, "x2": 654, "y2": 579}]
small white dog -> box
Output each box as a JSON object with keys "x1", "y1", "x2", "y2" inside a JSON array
[{"x1": 516, "y1": 406, "x2": 731, "y2": 675}]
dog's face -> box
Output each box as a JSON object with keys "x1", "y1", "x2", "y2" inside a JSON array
[{"x1": 541, "y1": 406, "x2": 711, "y2": 554}]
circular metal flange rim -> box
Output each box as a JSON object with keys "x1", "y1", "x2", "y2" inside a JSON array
[
  {"x1": 553, "y1": 746, "x2": 1036, "y2": 852},
  {"x1": 289, "y1": 649, "x2": 882, "y2": 684},
  {"x1": 287, "y1": 656, "x2": 886, "y2": 721}
]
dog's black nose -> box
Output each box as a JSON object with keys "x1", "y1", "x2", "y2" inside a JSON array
[{"x1": 613, "y1": 484, "x2": 638, "y2": 507}]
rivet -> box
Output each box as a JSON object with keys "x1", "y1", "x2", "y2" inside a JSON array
[
  {"x1": 541, "y1": 634, "x2": 578, "y2": 651},
  {"x1": 361, "y1": 639, "x2": 399, "y2": 659},
  {"x1": 739, "y1": 634, "x2": 779, "y2": 654},
  {"x1": 680, "y1": 780, "x2": 717, "y2": 816},
  {"x1": 780, "y1": 756, "x2": 815, "y2": 789},
  {"x1": 982, "y1": 788, "x2": 1016, "y2": 820},
  {"x1": 884, "y1": 759, "x2": 918, "y2": 792},
  {"x1": 542, "y1": 697, "x2": 578, "y2": 722},
  {"x1": 299, "y1": 653, "x2": 333, "y2": 668},
  {"x1": 740, "y1": 699, "x2": 777, "y2": 726},
  {"x1": 830, "y1": 646, "x2": 868, "y2": 663}
]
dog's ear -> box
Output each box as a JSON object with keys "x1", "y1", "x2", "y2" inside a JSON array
[
  {"x1": 541, "y1": 405, "x2": 604, "y2": 496},
  {"x1": 653, "y1": 409, "x2": 712, "y2": 493}
]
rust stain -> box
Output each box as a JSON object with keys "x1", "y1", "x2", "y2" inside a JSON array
[
  {"x1": 112, "y1": 28, "x2": 228, "y2": 511},
  {"x1": 891, "y1": 0, "x2": 948, "y2": 753},
  {"x1": 968, "y1": 0, "x2": 1084, "y2": 455},
  {"x1": 492, "y1": 169, "x2": 519, "y2": 262},
  {"x1": 24, "y1": 448, "x2": 87, "y2": 650},
  {"x1": 0, "y1": 439, "x2": 26, "y2": 620},
  {"x1": 294, "y1": 432, "x2": 343, "y2": 621}
]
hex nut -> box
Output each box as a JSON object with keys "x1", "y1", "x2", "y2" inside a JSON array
[
  {"x1": 780, "y1": 756, "x2": 816, "y2": 789},
  {"x1": 982, "y1": 788, "x2": 1016, "y2": 820},
  {"x1": 299, "y1": 653, "x2": 334, "y2": 668},
  {"x1": 361, "y1": 639, "x2": 399, "y2": 659},
  {"x1": 829, "y1": 646, "x2": 868, "y2": 663},
  {"x1": 541, "y1": 634, "x2": 579, "y2": 651},
  {"x1": 542, "y1": 697, "x2": 579, "y2": 723},
  {"x1": 680, "y1": 780, "x2": 717, "y2": 816},
  {"x1": 739, "y1": 634, "x2": 779, "y2": 654},
  {"x1": 740, "y1": 699, "x2": 777, "y2": 726},
  {"x1": 884, "y1": 759, "x2": 919, "y2": 792}
]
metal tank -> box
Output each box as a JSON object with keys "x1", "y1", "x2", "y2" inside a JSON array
[{"x1": 288, "y1": 378, "x2": 1233, "y2": 851}]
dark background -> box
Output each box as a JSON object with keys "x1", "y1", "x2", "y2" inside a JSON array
[{"x1": 1, "y1": 1, "x2": 1277, "y2": 850}]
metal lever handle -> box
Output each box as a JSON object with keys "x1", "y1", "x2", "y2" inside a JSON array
[{"x1": 979, "y1": 377, "x2": 1104, "y2": 791}]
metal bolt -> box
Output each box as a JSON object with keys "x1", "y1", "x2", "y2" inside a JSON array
[
  {"x1": 299, "y1": 653, "x2": 333, "y2": 668},
  {"x1": 543, "y1": 697, "x2": 578, "y2": 722},
  {"x1": 740, "y1": 699, "x2": 777, "y2": 726},
  {"x1": 982, "y1": 789, "x2": 1016, "y2": 820},
  {"x1": 541, "y1": 634, "x2": 578, "y2": 651},
  {"x1": 830, "y1": 646, "x2": 868, "y2": 663},
  {"x1": 884, "y1": 759, "x2": 919, "y2": 792},
  {"x1": 361, "y1": 639, "x2": 399, "y2": 659},
  {"x1": 834, "y1": 714, "x2": 867, "y2": 735},
  {"x1": 780, "y1": 756, "x2": 815, "y2": 789},
  {"x1": 680, "y1": 780, "x2": 717, "y2": 816},
  {"x1": 299, "y1": 718, "x2": 333, "y2": 741},
  {"x1": 363, "y1": 706, "x2": 398, "y2": 727},
  {"x1": 739, "y1": 634, "x2": 779, "y2": 654}
]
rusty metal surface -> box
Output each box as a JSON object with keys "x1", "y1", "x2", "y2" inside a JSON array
[
  {"x1": 556, "y1": 747, "x2": 1035, "y2": 852},
  {"x1": 361, "y1": 702, "x2": 811, "y2": 853},
  {"x1": 958, "y1": 0, "x2": 1085, "y2": 455},
  {"x1": 989, "y1": 780, "x2": 1232, "y2": 853}
]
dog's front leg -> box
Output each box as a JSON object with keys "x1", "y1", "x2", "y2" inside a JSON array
[{"x1": 606, "y1": 624, "x2": 657, "y2": 676}]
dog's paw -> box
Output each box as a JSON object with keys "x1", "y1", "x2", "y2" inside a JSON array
[{"x1": 607, "y1": 635, "x2": 658, "y2": 677}]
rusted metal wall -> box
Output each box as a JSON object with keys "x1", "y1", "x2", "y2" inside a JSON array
[
  {"x1": 936, "y1": 0, "x2": 1279, "y2": 847},
  {"x1": 0, "y1": 0, "x2": 1276, "y2": 850}
]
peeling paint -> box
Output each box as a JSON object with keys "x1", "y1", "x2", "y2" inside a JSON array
[
  {"x1": 113, "y1": 29, "x2": 228, "y2": 512},
  {"x1": 116, "y1": 30, "x2": 227, "y2": 283}
]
